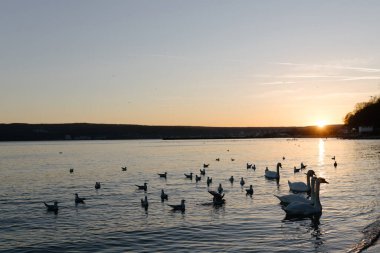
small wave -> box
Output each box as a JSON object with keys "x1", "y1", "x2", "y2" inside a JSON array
[{"x1": 347, "y1": 218, "x2": 380, "y2": 253}]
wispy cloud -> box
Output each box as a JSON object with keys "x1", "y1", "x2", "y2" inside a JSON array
[{"x1": 274, "y1": 62, "x2": 380, "y2": 73}]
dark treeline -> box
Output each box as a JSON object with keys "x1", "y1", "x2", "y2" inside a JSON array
[
  {"x1": 0, "y1": 123, "x2": 344, "y2": 141},
  {"x1": 344, "y1": 96, "x2": 380, "y2": 128}
]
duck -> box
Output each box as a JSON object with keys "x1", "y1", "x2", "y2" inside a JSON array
[
  {"x1": 203, "y1": 163, "x2": 209, "y2": 168},
  {"x1": 216, "y1": 158, "x2": 220, "y2": 161},
  {"x1": 207, "y1": 177, "x2": 212, "y2": 187},
  {"x1": 200, "y1": 168, "x2": 206, "y2": 175},
  {"x1": 135, "y1": 182, "x2": 147, "y2": 191},
  {"x1": 332, "y1": 156, "x2": 335, "y2": 160},
  {"x1": 195, "y1": 175, "x2": 201, "y2": 182},
  {"x1": 69, "y1": 168, "x2": 74, "y2": 173},
  {"x1": 229, "y1": 176, "x2": 234, "y2": 184},
  {"x1": 208, "y1": 190, "x2": 225, "y2": 205},
  {"x1": 283, "y1": 156, "x2": 286, "y2": 160},
  {"x1": 161, "y1": 189, "x2": 168, "y2": 201},
  {"x1": 121, "y1": 166, "x2": 127, "y2": 171},
  {"x1": 288, "y1": 170, "x2": 315, "y2": 193},
  {"x1": 184, "y1": 173, "x2": 193, "y2": 180},
  {"x1": 231, "y1": 158, "x2": 235, "y2": 161},
  {"x1": 158, "y1": 172, "x2": 167, "y2": 178},
  {"x1": 334, "y1": 161, "x2": 337, "y2": 168},
  {"x1": 95, "y1": 182, "x2": 101, "y2": 189},
  {"x1": 265, "y1": 162, "x2": 282, "y2": 179},
  {"x1": 294, "y1": 166, "x2": 301, "y2": 173},
  {"x1": 168, "y1": 199, "x2": 185, "y2": 212},
  {"x1": 75, "y1": 193, "x2": 86, "y2": 204},
  {"x1": 247, "y1": 163, "x2": 252, "y2": 169},
  {"x1": 283, "y1": 177, "x2": 329, "y2": 216},
  {"x1": 240, "y1": 177, "x2": 245, "y2": 186},
  {"x1": 252, "y1": 164, "x2": 256, "y2": 171},
  {"x1": 44, "y1": 201, "x2": 58, "y2": 212},
  {"x1": 218, "y1": 183, "x2": 223, "y2": 194},
  {"x1": 275, "y1": 176, "x2": 317, "y2": 206},
  {"x1": 300, "y1": 162, "x2": 307, "y2": 169},
  {"x1": 141, "y1": 196, "x2": 149, "y2": 210},
  {"x1": 246, "y1": 185, "x2": 254, "y2": 195}
]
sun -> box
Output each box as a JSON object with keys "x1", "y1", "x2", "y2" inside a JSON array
[{"x1": 316, "y1": 120, "x2": 326, "y2": 128}]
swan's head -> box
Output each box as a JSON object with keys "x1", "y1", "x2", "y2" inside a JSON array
[
  {"x1": 317, "y1": 177, "x2": 329, "y2": 184},
  {"x1": 144, "y1": 182, "x2": 147, "y2": 186},
  {"x1": 181, "y1": 199, "x2": 186, "y2": 204},
  {"x1": 277, "y1": 162, "x2": 282, "y2": 168},
  {"x1": 306, "y1": 170, "x2": 316, "y2": 177}
]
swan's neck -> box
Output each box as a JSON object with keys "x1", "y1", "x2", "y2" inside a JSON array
[
  {"x1": 314, "y1": 181, "x2": 322, "y2": 210},
  {"x1": 310, "y1": 178, "x2": 316, "y2": 204},
  {"x1": 306, "y1": 174, "x2": 311, "y2": 189},
  {"x1": 276, "y1": 164, "x2": 280, "y2": 175}
]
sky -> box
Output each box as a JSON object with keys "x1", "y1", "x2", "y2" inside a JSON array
[{"x1": 1, "y1": 0, "x2": 379, "y2": 127}]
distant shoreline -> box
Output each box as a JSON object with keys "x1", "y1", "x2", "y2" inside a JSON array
[{"x1": 0, "y1": 123, "x2": 378, "y2": 141}]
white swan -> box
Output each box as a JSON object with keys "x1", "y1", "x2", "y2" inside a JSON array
[
  {"x1": 265, "y1": 162, "x2": 282, "y2": 179},
  {"x1": 283, "y1": 177, "x2": 329, "y2": 216},
  {"x1": 275, "y1": 176, "x2": 316, "y2": 205},
  {"x1": 288, "y1": 170, "x2": 315, "y2": 193}
]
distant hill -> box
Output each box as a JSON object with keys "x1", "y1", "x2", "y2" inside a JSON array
[{"x1": 0, "y1": 123, "x2": 344, "y2": 141}]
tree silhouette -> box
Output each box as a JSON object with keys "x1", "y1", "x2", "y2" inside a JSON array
[{"x1": 344, "y1": 96, "x2": 380, "y2": 128}]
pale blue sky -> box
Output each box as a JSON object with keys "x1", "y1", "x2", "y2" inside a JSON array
[{"x1": 1, "y1": 0, "x2": 379, "y2": 126}]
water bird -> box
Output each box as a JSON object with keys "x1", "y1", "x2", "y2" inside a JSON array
[
  {"x1": 44, "y1": 201, "x2": 58, "y2": 212},
  {"x1": 200, "y1": 168, "x2": 206, "y2": 175},
  {"x1": 283, "y1": 156, "x2": 286, "y2": 160},
  {"x1": 141, "y1": 196, "x2": 149, "y2": 210},
  {"x1": 161, "y1": 189, "x2": 168, "y2": 201},
  {"x1": 247, "y1": 163, "x2": 252, "y2": 169},
  {"x1": 229, "y1": 176, "x2": 234, "y2": 184},
  {"x1": 283, "y1": 177, "x2": 329, "y2": 216},
  {"x1": 252, "y1": 164, "x2": 256, "y2": 171},
  {"x1": 195, "y1": 175, "x2": 201, "y2": 182},
  {"x1": 208, "y1": 190, "x2": 225, "y2": 205},
  {"x1": 332, "y1": 156, "x2": 335, "y2": 160},
  {"x1": 216, "y1": 158, "x2": 220, "y2": 161},
  {"x1": 288, "y1": 170, "x2": 315, "y2": 193},
  {"x1": 300, "y1": 162, "x2": 307, "y2": 169},
  {"x1": 203, "y1": 163, "x2": 209, "y2": 168},
  {"x1": 218, "y1": 183, "x2": 224, "y2": 194},
  {"x1": 207, "y1": 177, "x2": 212, "y2": 187},
  {"x1": 246, "y1": 185, "x2": 254, "y2": 195},
  {"x1": 75, "y1": 193, "x2": 86, "y2": 204},
  {"x1": 265, "y1": 163, "x2": 282, "y2": 179},
  {"x1": 240, "y1": 177, "x2": 245, "y2": 186},
  {"x1": 334, "y1": 161, "x2": 337, "y2": 167},
  {"x1": 95, "y1": 182, "x2": 101, "y2": 189},
  {"x1": 158, "y1": 172, "x2": 167, "y2": 178},
  {"x1": 184, "y1": 173, "x2": 193, "y2": 180},
  {"x1": 168, "y1": 199, "x2": 185, "y2": 212},
  {"x1": 121, "y1": 166, "x2": 127, "y2": 171},
  {"x1": 231, "y1": 158, "x2": 235, "y2": 161},
  {"x1": 275, "y1": 176, "x2": 317, "y2": 206},
  {"x1": 294, "y1": 166, "x2": 301, "y2": 173},
  {"x1": 69, "y1": 168, "x2": 74, "y2": 173},
  {"x1": 135, "y1": 182, "x2": 147, "y2": 191}
]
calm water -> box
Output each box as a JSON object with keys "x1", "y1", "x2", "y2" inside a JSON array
[{"x1": 0, "y1": 138, "x2": 379, "y2": 252}]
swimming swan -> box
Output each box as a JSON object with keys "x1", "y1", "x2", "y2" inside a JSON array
[
  {"x1": 288, "y1": 170, "x2": 315, "y2": 193},
  {"x1": 275, "y1": 176, "x2": 316, "y2": 206},
  {"x1": 283, "y1": 177, "x2": 329, "y2": 216},
  {"x1": 265, "y1": 162, "x2": 282, "y2": 179}
]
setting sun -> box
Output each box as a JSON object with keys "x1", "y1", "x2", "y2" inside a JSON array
[{"x1": 316, "y1": 120, "x2": 326, "y2": 128}]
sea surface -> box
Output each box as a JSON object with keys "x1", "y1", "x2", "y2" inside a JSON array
[{"x1": 0, "y1": 138, "x2": 379, "y2": 252}]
